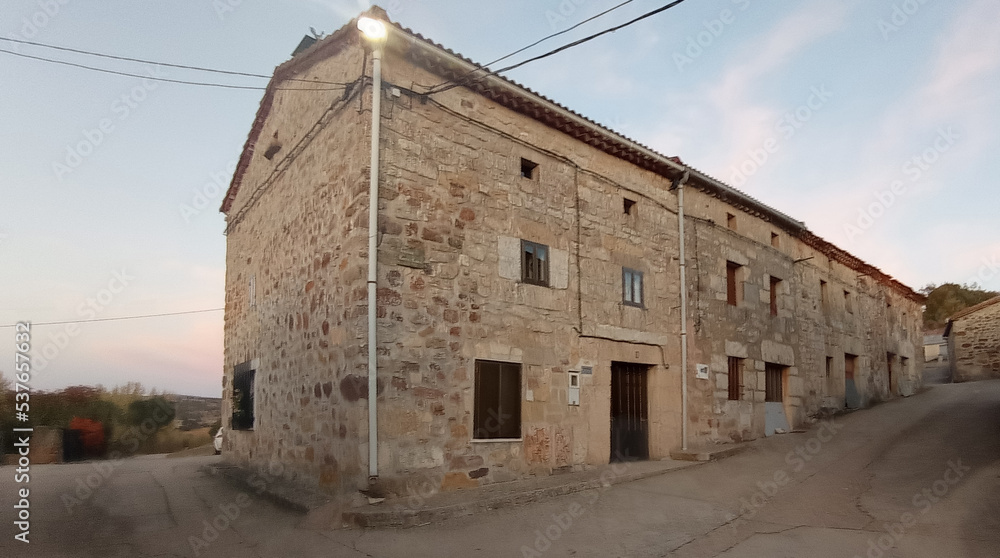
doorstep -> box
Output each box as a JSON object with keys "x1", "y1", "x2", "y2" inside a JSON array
[{"x1": 669, "y1": 442, "x2": 748, "y2": 462}]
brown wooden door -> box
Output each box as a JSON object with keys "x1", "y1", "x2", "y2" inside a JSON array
[{"x1": 611, "y1": 362, "x2": 649, "y2": 462}]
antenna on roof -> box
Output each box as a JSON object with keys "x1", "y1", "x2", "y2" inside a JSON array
[{"x1": 310, "y1": 27, "x2": 326, "y2": 39}]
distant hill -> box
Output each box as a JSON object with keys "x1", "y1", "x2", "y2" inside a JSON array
[{"x1": 165, "y1": 394, "x2": 221, "y2": 431}]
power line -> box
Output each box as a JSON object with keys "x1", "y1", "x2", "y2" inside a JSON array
[
  {"x1": 0, "y1": 308, "x2": 224, "y2": 329},
  {"x1": 426, "y1": 0, "x2": 690, "y2": 95},
  {"x1": 0, "y1": 48, "x2": 347, "y2": 91},
  {"x1": 0, "y1": 36, "x2": 349, "y2": 86},
  {"x1": 433, "y1": 0, "x2": 636, "y2": 90}
]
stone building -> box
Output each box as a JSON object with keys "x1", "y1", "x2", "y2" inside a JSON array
[
  {"x1": 218, "y1": 8, "x2": 925, "y2": 497},
  {"x1": 945, "y1": 296, "x2": 1000, "y2": 382}
]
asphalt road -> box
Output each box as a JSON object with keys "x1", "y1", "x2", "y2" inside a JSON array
[{"x1": 2, "y1": 380, "x2": 998, "y2": 558}]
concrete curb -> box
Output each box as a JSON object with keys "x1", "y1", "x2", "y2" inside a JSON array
[
  {"x1": 343, "y1": 460, "x2": 701, "y2": 529},
  {"x1": 670, "y1": 443, "x2": 748, "y2": 462}
]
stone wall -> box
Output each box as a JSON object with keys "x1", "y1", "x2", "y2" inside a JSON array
[{"x1": 948, "y1": 299, "x2": 1000, "y2": 382}]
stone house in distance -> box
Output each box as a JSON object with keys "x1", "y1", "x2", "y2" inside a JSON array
[
  {"x1": 218, "y1": 8, "x2": 925, "y2": 497},
  {"x1": 945, "y1": 296, "x2": 1000, "y2": 382}
]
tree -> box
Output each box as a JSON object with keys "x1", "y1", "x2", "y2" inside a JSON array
[
  {"x1": 127, "y1": 396, "x2": 176, "y2": 429},
  {"x1": 922, "y1": 283, "x2": 999, "y2": 330}
]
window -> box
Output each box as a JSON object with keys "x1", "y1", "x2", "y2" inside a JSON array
[
  {"x1": 770, "y1": 232, "x2": 780, "y2": 248},
  {"x1": 474, "y1": 360, "x2": 522, "y2": 439},
  {"x1": 844, "y1": 290, "x2": 853, "y2": 314},
  {"x1": 521, "y1": 240, "x2": 549, "y2": 286},
  {"x1": 623, "y1": 268, "x2": 644, "y2": 307},
  {"x1": 231, "y1": 362, "x2": 256, "y2": 430},
  {"x1": 728, "y1": 357, "x2": 743, "y2": 401},
  {"x1": 726, "y1": 213, "x2": 737, "y2": 230},
  {"x1": 623, "y1": 197, "x2": 636, "y2": 215},
  {"x1": 726, "y1": 261, "x2": 741, "y2": 306},
  {"x1": 826, "y1": 356, "x2": 833, "y2": 378},
  {"x1": 820, "y1": 280, "x2": 828, "y2": 312},
  {"x1": 765, "y1": 363, "x2": 784, "y2": 402},
  {"x1": 520, "y1": 158, "x2": 538, "y2": 179},
  {"x1": 769, "y1": 276, "x2": 781, "y2": 316}
]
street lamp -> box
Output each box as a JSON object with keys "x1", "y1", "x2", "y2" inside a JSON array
[{"x1": 359, "y1": 15, "x2": 386, "y2": 482}]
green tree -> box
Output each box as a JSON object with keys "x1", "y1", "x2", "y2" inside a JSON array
[
  {"x1": 922, "y1": 283, "x2": 999, "y2": 330},
  {"x1": 127, "y1": 396, "x2": 176, "y2": 428}
]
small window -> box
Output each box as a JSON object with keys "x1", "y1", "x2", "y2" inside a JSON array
[
  {"x1": 623, "y1": 268, "x2": 644, "y2": 307},
  {"x1": 232, "y1": 362, "x2": 256, "y2": 431},
  {"x1": 820, "y1": 280, "x2": 828, "y2": 312},
  {"x1": 726, "y1": 213, "x2": 737, "y2": 230},
  {"x1": 844, "y1": 290, "x2": 853, "y2": 314},
  {"x1": 726, "y1": 261, "x2": 741, "y2": 306},
  {"x1": 770, "y1": 232, "x2": 780, "y2": 248},
  {"x1": 521, "y1": 240, "x2": 549, "y2": 286},
  {"x1": 263, "y1": 144, "x2": 282, "y2": 160},
  {"x1": 826, "y1": 356, "x2": 833, "y2": 378},
  {"x1": 474, "y1": 360, "x2": 522, "y2": 439},
  {"x1": 728, "y1": 357, "x2": 743, "y2": 401},
  {"x1": 769, "y1": 276, "x2": 781, "y2": 316},
  {"x1": 623, "y1": 198, "x2": 636, "y2": 216},
  {"x1": 520, "y1": 158, "x2": 538, "y2": 179},
  {"x1": 765, "y1": 363, "x2": 784, "y2": 402}
]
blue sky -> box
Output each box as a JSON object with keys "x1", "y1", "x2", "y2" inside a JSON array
[{"x1": 1, "y1": 0, "x2": 998, "y2": 397}]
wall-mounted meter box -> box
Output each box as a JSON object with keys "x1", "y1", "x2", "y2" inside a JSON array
[{"x1": 568, "y1": 371, "x2": 581, "y2": 406}]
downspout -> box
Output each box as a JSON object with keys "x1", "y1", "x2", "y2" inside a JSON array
[
  {"x1": 672, "y1": 170, "x2": 691, "y2": 451},
  {"x1": 366, "y1": 47, "x2": 382, "y2": 480}
]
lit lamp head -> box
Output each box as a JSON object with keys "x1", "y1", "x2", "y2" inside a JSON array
[{"x1": 357, "y1": 16, "x2": 388, "y2": 45}]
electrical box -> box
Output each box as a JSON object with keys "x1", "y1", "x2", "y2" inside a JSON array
[{"x1": 568, "y1": 371, "x2": 581, "y2": 406}]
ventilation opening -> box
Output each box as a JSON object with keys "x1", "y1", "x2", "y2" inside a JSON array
[
  {"x1": 623, "y1": 198, "x2": 636, "y2": 215},
  {"x1": 263, "y1": 144, "x2": 282, "y2": 160},
  {"x1": 726, "y1": 213, "x2": 737, "y2": 230},
  {"x1": 520, "y1": 158, "x2": 538, "y2": 179}
]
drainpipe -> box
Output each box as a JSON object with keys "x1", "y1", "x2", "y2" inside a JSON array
[
  {"x1": 672, "y1": 170, "x2": 691, "y2": 451},
  {"x1": 359, "y1": 16, "x2": 387, "y2": 481}
]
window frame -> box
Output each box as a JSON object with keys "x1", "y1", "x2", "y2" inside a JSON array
[
  {"x1": 727, "y1": 356, "x2": 743, "y2": 401},
  {"x1": 231, "y1": 362, "x2": 256, "y2": 431},
  {"x1": 473, "y1": 360, "x2": 522, "y2": 440},
  {"x1": 622, "y1": 267, "x2": 645, "y2": 308},
  {"x1": 521, "y1": 239, "x2": 550, "y2": 287}
]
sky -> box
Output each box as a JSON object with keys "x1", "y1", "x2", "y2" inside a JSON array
[{"x1": 1, "y1": 0, "x2": 998, "y2": 397}]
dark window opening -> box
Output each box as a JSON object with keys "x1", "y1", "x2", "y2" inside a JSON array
[
  {"x1": 521, "y1": 240, "x2": 550, "y2": 286},
  {"x1": 728, "y1": 357, "x2": 743, "y2": 401},
  {"x1": 520, "y1": 158, "x2": 538, "y2": 179},
  {"x1": 727, "y1": 213, "x2": 737, "y2": 230},
  {"x1": 770, "y1": 276, "x2": 781, "y2": 316},
  {"x1": 826, "y1": 356, "x2": 833, "y2": 378},
  {"x1": 844, "y1": 290, "x2": 853, "y2": 314},
  {"x1": 726, "y1": 261, "x2": 741, "y2": 306},
  {"x1": 820, "y1": 280, "x2": 828, "y2": 312},
  {"x1": 263, "y1": 144, "x2": 282, "y2": 160},
  {"x1": 770, "y1": 232, "x2": 780, "y2": 248},
  {"x1": 623, "y1": 268, "x2": 644, "y2": 307},
  {"x1": 765, "y1": 363, "x2": 785, "y2": 403},
  {"x1": 474, "y1": 360, "x2": 521, "y2": 439},
  {"x1": 232, "y1": 363, "x2": 256, "y2": 431},
  {"x1": 623, "y1": 198, "x2": 637, "y2": 215}
]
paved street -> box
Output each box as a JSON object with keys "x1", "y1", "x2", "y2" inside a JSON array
[{"x1": 2, "y1": 380, "x2": 999, "y2": 558}]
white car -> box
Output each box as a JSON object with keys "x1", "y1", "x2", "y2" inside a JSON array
[{"x1": 213, "y1": 427, "x2": 224, "y2": 455}]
